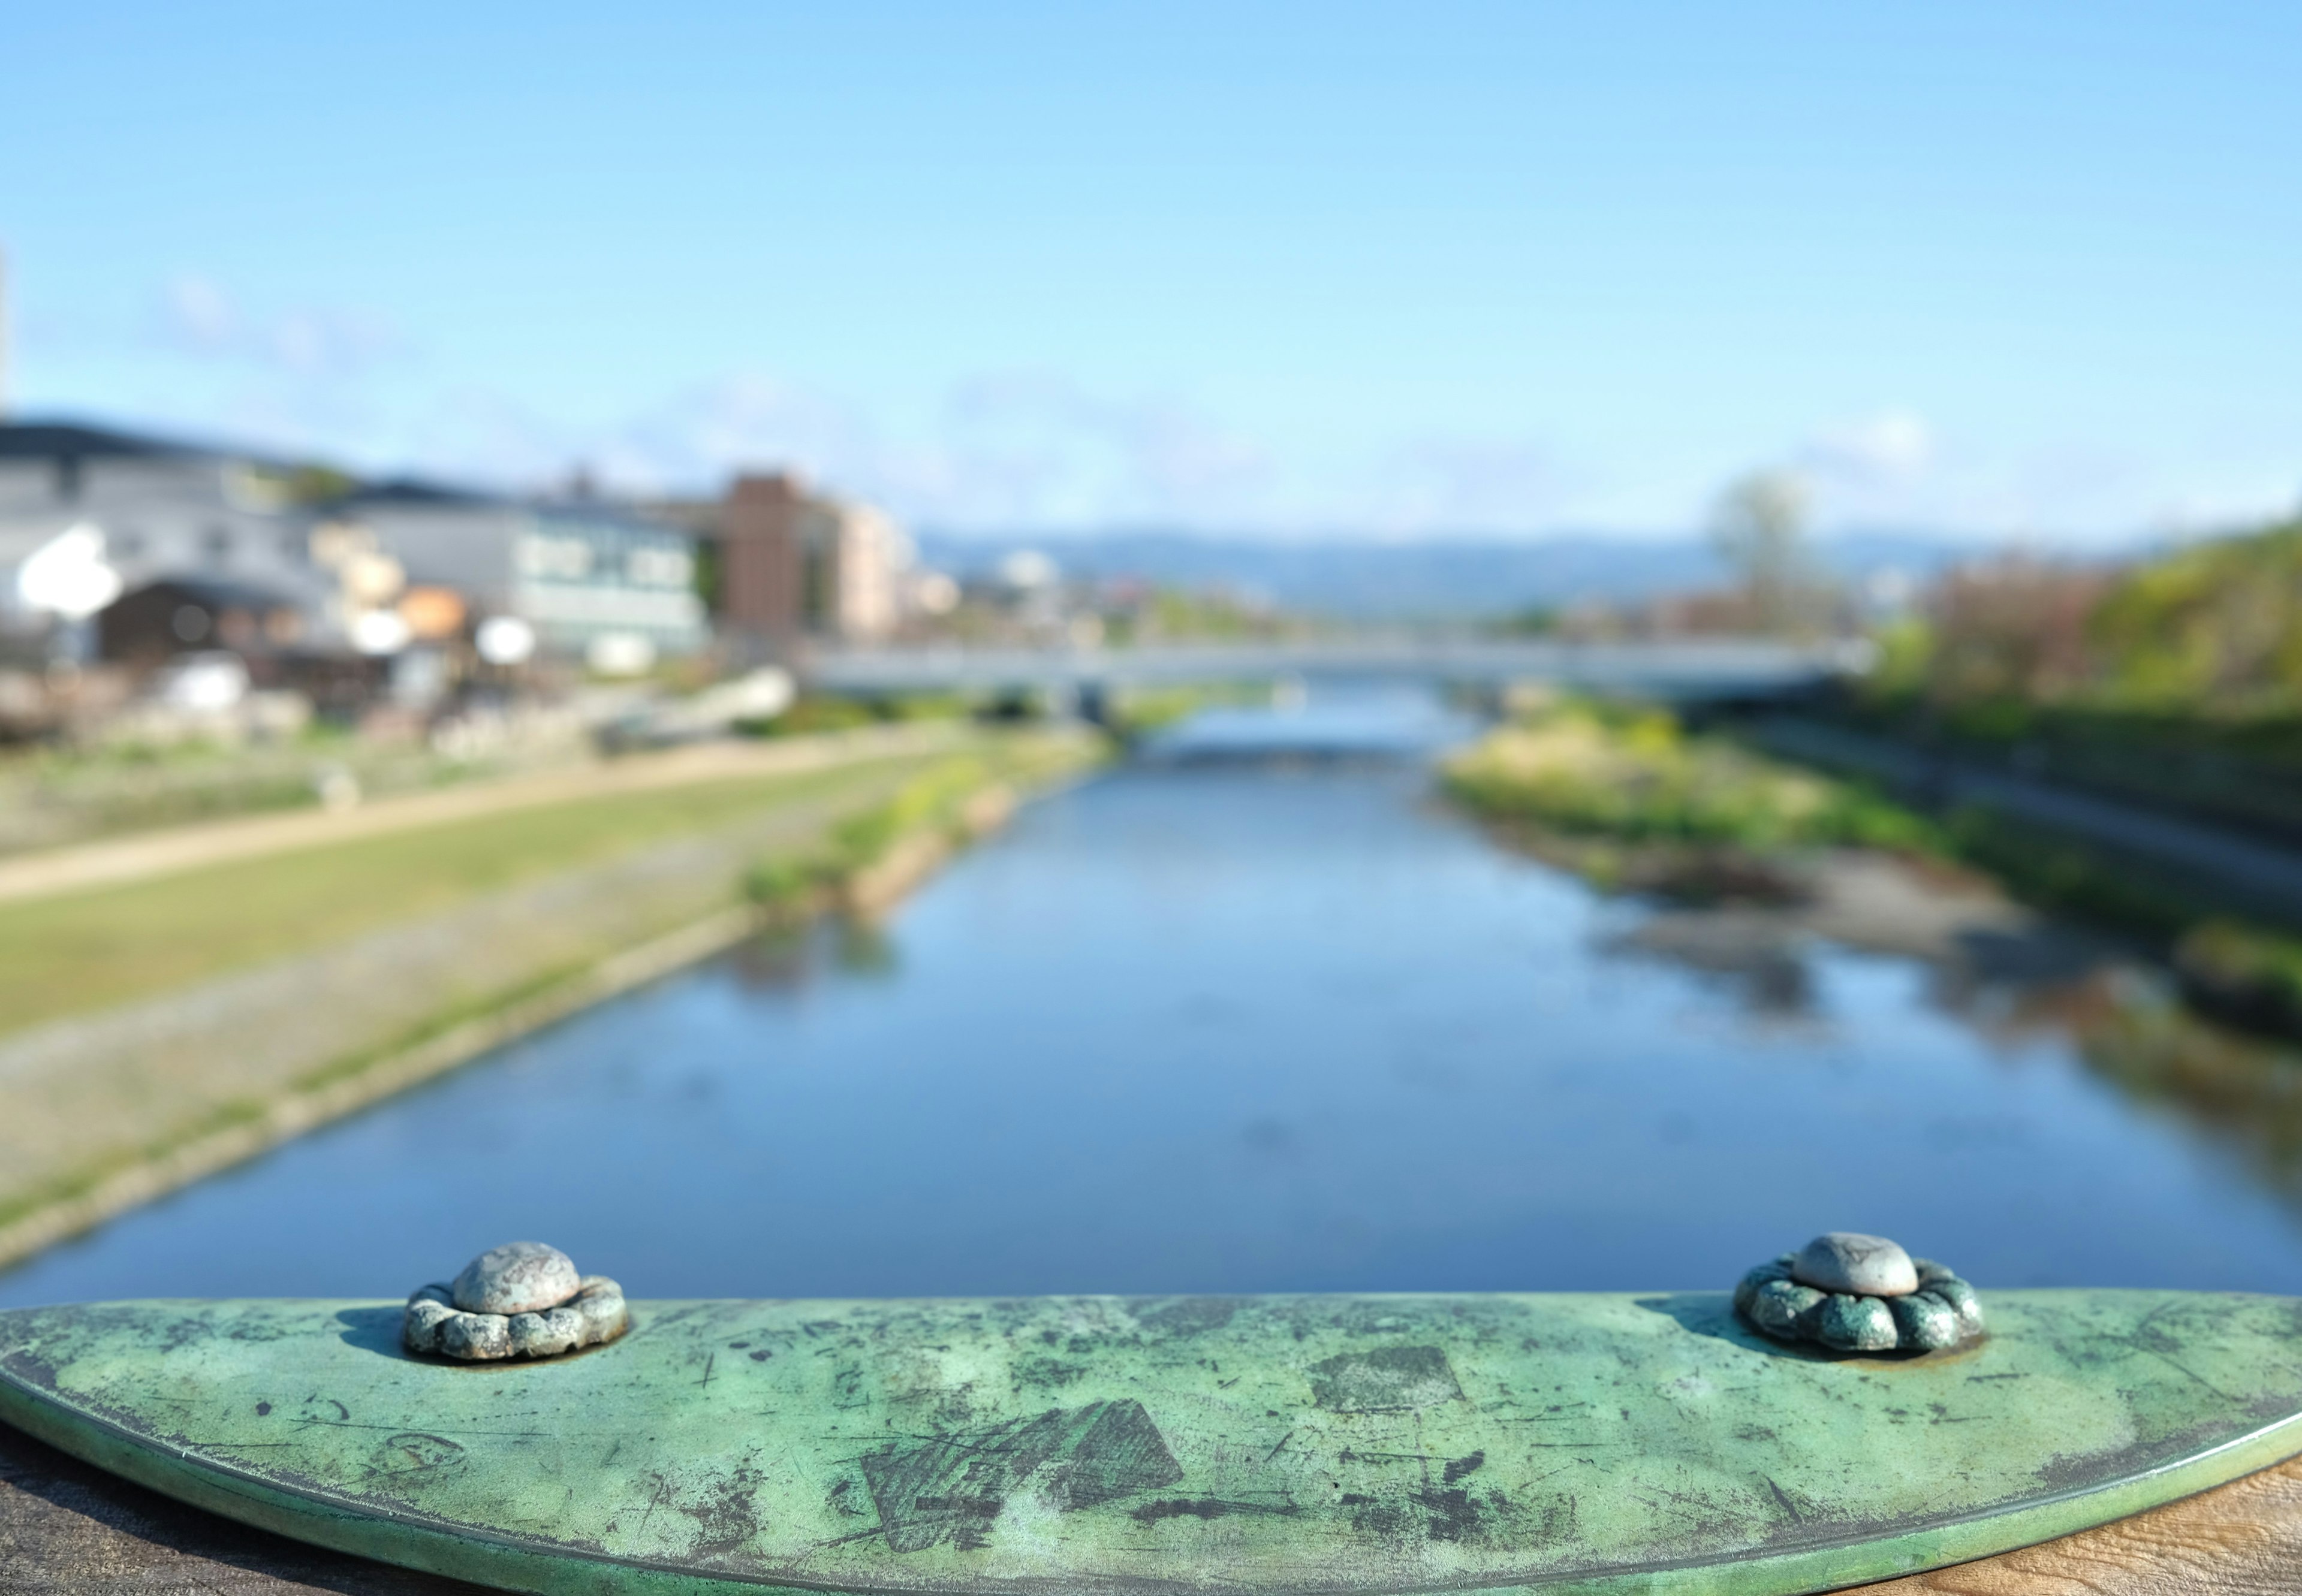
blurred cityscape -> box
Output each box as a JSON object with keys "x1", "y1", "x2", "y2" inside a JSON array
[{"x1": 0, "y1": 405, "x2": 2132, "y2": 768}]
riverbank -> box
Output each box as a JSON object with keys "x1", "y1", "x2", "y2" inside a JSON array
[
  {"x1": 1441, "y1": 703, "x2": 2074, "y2": 974},
  {"x1": 0, "y1": 723, "x2": 1104, "y2": 1271},
  {"x1": 1442, "y1": 700, "x2": 2302, "y2": 1041},
  {"x1": 0, "y1": 713, "x2": 592, "y2": 861}
]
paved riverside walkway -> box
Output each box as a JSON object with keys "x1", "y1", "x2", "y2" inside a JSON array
[
  {"x1": 0, "y1": 720, "x2": 969, "y2": 909},
  {"x1": 1752, "y1": 717, "x2": 2302, "y2": 928}
]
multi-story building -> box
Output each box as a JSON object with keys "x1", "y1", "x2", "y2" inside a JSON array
[
  {"x1": 711, "y1": 473, "x2": 809, "y2": 648},
  {"x1": 819, "y1": 499, "x2": 909, "y2": 642},
  {"x1": 705, "y1": 470, "x2": 915, "y2": 651},
  {"x1": 0, "y1": 420, "x2": 708, "y2": 677},
  {"x1": 0, "y1": 421, "x2": 338, "y2": 657},
  {"x1": 328, "y1": 482, "x2": 708, "y2": 669}
]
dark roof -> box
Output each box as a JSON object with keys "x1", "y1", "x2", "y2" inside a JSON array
[
  {"x1": 630, "y1": 497, "x2": 723, "y2": 535},
  {"x1": 2, "y1": 422, "x2": 692, "y2": 533},
  {"x1": 332, "y1": 476, "x2": 508, "y2": 509},
  {"x1": 340, "y1": 481, "x2": 691, "y2": 535},
  {"x1": 115, "y1": 576, "x2": 298, "y2": 611},
  {"x1": 0, "y1": 417, "x2": 309, "y2": 471},
  {"x1": 537, "y1": 500, "x2": 691, "y2": 534},
  {"x1": 0, "y1": 421, "x2": 201, "y2": 461}
]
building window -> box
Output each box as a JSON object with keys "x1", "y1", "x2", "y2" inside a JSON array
[
  {"x1": 518, "y1": 533, "x2": 594, "y2": 580},
  {"x1": 626, "y1": 545, "x2": 694, "y2": 588}
]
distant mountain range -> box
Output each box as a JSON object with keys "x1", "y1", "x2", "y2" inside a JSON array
[{"x1": 914, "y1": 530, "x2": 2071, "y2": 620}]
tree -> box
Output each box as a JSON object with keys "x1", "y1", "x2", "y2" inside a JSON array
[{"x1": 1712, "y1": 471, "x2": 1819, "y2": 636}]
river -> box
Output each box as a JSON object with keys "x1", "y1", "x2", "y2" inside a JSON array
[{"x1": 7, "y1": 688, "x2": 2302, "y2": 1306}]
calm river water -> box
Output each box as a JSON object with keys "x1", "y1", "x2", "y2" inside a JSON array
[{"x1": 8, "y1": 690, "x2": 2302, "y2": 1306}]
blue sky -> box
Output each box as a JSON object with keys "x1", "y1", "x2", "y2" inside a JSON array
[{"x1": 4, "y1": 1, "x2": 2297, "y2": 541}]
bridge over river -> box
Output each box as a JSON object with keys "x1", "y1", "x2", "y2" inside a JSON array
[{"x1": 807, "y1": 636, "x2": 1872, "y2": 702}]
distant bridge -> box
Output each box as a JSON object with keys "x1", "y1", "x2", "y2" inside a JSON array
[{"x1": 806, "y1": 637, "x2": 1871, "y2": 702}]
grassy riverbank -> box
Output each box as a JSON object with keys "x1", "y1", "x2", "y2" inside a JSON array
[
  {"x1": 1442, "y1": 701, "x2": 1941, "y2": 889},
  {"x1": 0, "y1": 752, "x2": 950, "y2": 1033},
  {"x1": 741, "y1": 738, "x2": 1092, "y2": 918},
  {"x1": 1444, "y1": 699, "x2": 2302, "y2": 1036},
  {"x1": 0, "y1": 723, "x2": 585, "y2": 859},
  {"x1": 1838, "y1": 513, "x2": 2302, "y2": 843},
  {"x1": 0, "y1": 725, "x2": 1105, "y2": 1267}
]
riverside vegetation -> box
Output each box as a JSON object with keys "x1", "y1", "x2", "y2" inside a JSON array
[
  {"x1": 1444, "y1": 698, "x2": 2302, "y2": 1042},
  {"x1": 1443, "y1": 701, "x2": 1935, "y2": 865},
  {"x1": 742, "y1": 737, "x2": 1095, "y2": 918},
  {"x1": 1842, "y1": 511, "x2": 2302, "y2": 1034}
]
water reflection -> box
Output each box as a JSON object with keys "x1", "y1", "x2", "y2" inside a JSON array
[
  {"x1": 1601, "y1": 909, "x2": 1820, "y2": 1019},
  {"x1": 5, "y1": 690, "x2": 2302, "y2": 1307},
  {"x1": 1138, "y1": 683, "x2": 1475, "y2": 764},
  {"x1": 1584, "y1": 846, "x2": 2302, "y2": 1212},
  {"x1": 2042, "y1": 977, "x2": 2302, "y2": 1209}
]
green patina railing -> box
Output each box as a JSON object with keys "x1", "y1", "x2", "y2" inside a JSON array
[{"x1": 4, "y1": 1290, "x2": 2300, "y2": 1596}]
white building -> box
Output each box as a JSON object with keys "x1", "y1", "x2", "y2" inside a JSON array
[
  {"x1": 335, "y1": 482, "x2": 707, "y2": 669},
  {"x1": 0, "y1": 422, "x2": 335, "y2": 654},
  {"x1": 0, "y1": 423, "x2": 708, "y2": 675},
  {"x1": 815, "y1": 499, "x2": 913, "y2": 643}
]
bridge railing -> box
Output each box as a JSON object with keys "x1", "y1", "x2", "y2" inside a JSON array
[{"x1": 804, "y1": 636, "x2": 1873, "y2": 699}]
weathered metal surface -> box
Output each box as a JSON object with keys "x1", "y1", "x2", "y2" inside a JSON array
[
  {"x1": 2, "y1": 1292, "x2": 2300, "y2": 1596},
  {"x1": 0, "y1": 1413, "x2": 498, "y2": 1594}
]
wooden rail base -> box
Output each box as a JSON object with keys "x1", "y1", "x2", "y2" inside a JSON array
[{"x1": 4, "y1": 1415, "x2": 2298, "y2": 1595}]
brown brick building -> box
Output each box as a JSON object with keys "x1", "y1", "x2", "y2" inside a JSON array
[
  {"x1": 705, "y1": 471, "x2": 912, "y2": 654},
  {"x1": 718, "y1": 472, "x2": 811, "y2": 647}
]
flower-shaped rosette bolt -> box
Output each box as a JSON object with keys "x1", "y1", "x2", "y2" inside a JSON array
[
  {"x1": 402, "y1": 1241, "x2": 629, "y2": 1361},
  {"x1": 1734, "y1": 1232, "x2": 1984, "y2": 1354}
]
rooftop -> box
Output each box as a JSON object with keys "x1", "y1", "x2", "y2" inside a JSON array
[{"x1": 0, "y1": 421, "x2": 209, "y2": 462}]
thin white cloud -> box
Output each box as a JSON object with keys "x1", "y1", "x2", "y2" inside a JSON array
[
  {"x1": 389, "y1": 382, "x2": 2295, "y2": 547},
  {"x1": 152, "y1": 274, "x2": 402, "y2": 379},
  {"x1": 267, "y1": 307, "x2": 397, "y2": 378},
  {"x1": 392, "y1": 388, "x2": 587, "y2": 488},
  {"x1": 79, "y1": 292, "x2": 2302, "y2": 544},
  {"x1": 1804, "y1": 408, "x2": 1933, "y2": 484},
  {"x1": 925, "y1": 372, "x2": 1275, "y2": 527},
  {"x1": 160, "y1": 276, "x2": 239, "y2": 352},
  {"x1": 598, "y1": 374, "x2": 880, "y2": 496},
  {"x1": 575, "y1": 375, "x2": 1579, "y2": 537},
  {"x1": 1782, "y1": 408, "x2": 1957, "y2": 532},
  {"x1": 1355, "y1": 438, "x2": 1568, "y2": 537},
  {"x1": 526, "y1": 369, "x2": 1279, "y2": 529}
]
